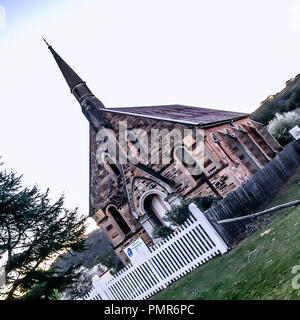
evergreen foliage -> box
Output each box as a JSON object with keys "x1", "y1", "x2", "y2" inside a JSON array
[{"x1": 0, "y1": 169, "x2": 87, "y2": 300}]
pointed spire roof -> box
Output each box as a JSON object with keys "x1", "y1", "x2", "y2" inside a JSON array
[{"x1": 43, "y1": 38, "x2": 85, "y2": 93}]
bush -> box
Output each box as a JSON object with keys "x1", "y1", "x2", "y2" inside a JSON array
[
  {"x1": 267, "y1": 111, "x2": 300, "y2": 146},
  {"x1": 152, "y1": 226, "x2": 173, "y2": 239},
  {"x1": 150, "y1": 196, "x2": 220, "y2": 240},
  {"x1": 164, "y1": 195, "x2": 220, "y2": 226}
]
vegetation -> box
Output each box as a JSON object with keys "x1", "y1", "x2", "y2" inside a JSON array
[
  {"x1": 152, "y1": 225, "x2": 173, "y2": 239},
  {"x1": 267, "y1": 111, "x2": 300, "y2": 146},
  {"x1": 152, "y1": 167, "x2": 300, "y2": 300},
  {"x1": 20, "y1": 265, "x2": 80, "y2": 300},
  {"x1": 0, "y1": 169, "x2": 87, "y2": 300},
  {"x1": 62, "y1": 264, "x2": 105, "y2": 300},
  {"x1": 52, "y1": 229, "x2": 123, "y2": 300},
  {"x1": 151, "y1": 195, "x2": 220, "y2": 240},
  {"x1": 251, "y1": 74, "x2": 300, "y2": 125},
  {"x1": 53, "y1": 229, "x2": 123, "y2": 273},
  {"x1": 164, "y1": 195, "x2": 220, "y2": 226}
]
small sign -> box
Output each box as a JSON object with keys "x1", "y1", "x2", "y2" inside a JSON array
[
  {"x1": 289, "y1": 125, "x2": 300, "y2": 140},
  {"x1": 124, "y1": 238, "x2": 150, "y2": 264}
]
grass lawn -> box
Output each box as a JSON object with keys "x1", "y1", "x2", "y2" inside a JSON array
[{"x1": 151, "y1": 167, "x2": 300, "y2": 300}]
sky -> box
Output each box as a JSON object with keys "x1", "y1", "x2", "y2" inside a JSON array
[{"x1": 1, "y1": 0, "x2": 300, "y2": 234}]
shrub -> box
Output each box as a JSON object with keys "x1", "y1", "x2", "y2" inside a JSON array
[
  {"x1": 150, "y1": 196, "x2": 220, "y2": 240},
  {"x1": 267, "y1": 111, "x2": 300, "y2": 146},
  {"x1": 164, "y1": 195, "x2": 220, "y2": 226},
  {"x1": 152, "y1": 226, "x2": 173, "y2": 239}
]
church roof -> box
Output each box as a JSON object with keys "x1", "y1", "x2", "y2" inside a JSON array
[{"x1": 103, "y1": 104, "x2": 248, "y2": 127}]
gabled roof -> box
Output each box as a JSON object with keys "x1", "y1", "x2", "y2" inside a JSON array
[{"x1": 103, "y1": 104, "x2": 248, "y2": 127}]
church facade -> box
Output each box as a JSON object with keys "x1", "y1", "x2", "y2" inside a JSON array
[{"x1": 45, "y1": 41, "x2": 282, "y2": 265}]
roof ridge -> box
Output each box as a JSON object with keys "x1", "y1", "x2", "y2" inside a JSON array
[
  {"x1": 101, "y1": 104, "x2": 248, "y2": 127},
  {"x1": 106, "y1": 104, "x2": 184, "y2": 110}
]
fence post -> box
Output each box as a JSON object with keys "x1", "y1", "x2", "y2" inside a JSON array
[
  {"x1": 92, "y1": 275, "x2": 114, "y2": 300},
  {"x1": 189, "y1": 203, "x2": 228, "y2": 254}
]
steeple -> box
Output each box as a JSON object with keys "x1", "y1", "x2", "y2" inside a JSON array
[
  {"x1": 43, "y1": 37, "x2": 86, "y2": 94},
  {"x1": 44, "y1": 38, "x2": 108, "y2": 130}
]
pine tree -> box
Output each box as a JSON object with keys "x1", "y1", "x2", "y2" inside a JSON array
[{"x1": 0, "y1": 169, "x2": 87, "y2": 300}]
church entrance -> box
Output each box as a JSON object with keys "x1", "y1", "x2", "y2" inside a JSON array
[{"x1": 141, "y1": 191, "x2": 171, "y2": 227}]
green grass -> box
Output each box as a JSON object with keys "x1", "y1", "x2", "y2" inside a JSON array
[{"x1": 151, "y1": 168, "x2": 300, "y2": 300}]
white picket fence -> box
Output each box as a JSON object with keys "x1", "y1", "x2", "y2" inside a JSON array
[{"x1": 81, "y1": 203, "x2": 228, "y2": 300}]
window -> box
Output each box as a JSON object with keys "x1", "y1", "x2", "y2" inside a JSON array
[
  {"x1": 102, "y1": 152, "x2": 121, "y2": 177},
  {"x1": 106, "y1": 224, "x2": 113, "y2": 232},
  {"x1": 204, "y1": 158, "x2": 212, "y2": 167},
  {"x1": 109, "y1": 162, "x2": 120, "y2": 176},
  {"x1": 107, "y1": 206, "x2": 131, "y2": 235}
]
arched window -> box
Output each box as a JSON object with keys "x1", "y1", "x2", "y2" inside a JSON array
[{"x1": 107, "y1": 206, "x2": 131, "y2": 235}]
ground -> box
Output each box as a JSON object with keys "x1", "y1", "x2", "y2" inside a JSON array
[{"x1": 151, "y1": 167, "x2": 300, "y2": 300}]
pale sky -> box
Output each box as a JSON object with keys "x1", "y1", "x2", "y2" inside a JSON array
[{"x1": 1, "y1": 0, "x2": 300, "y2": 230}]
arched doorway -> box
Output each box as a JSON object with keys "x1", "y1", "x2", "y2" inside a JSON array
[
  {"x1": 139, "y1": 191, "x2": 173, "y2": 243},
  {"x1": 141, "y1": 191, "x2": 171, "y2": 227}
]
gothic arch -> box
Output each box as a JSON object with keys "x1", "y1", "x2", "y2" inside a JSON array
[
  {"x1": 130, "y1": 176, "x2": 171, "y2": 216},
  {"x1": 139, "y1": 189, "x2": 171, "y2": 227}
]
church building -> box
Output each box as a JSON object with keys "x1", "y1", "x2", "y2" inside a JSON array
[{"x1": 45, "y1": 41, "x2": 282, "y2": 265}]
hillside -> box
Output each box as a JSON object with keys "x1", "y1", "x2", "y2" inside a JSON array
[
  {"x1": 152, "y1": 167, "x2": 300, "y2": 300},
  {"x1": 53, "y1": 229, "x2": 123, "y2": 274},
  {"x1": 251, "y1": 74, "x2": 300, "y2": 125}
]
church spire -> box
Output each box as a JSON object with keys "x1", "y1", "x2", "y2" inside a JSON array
[
  {"x1": 43, "y1": 38, "x2": 87, "y2": 94},
  {"x1": 44, "y1": 38, "x2": 108, "y2": 129},
  {"x1": 43, "y1": 38, "x2": 103, "y2": 106}
]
